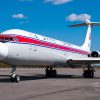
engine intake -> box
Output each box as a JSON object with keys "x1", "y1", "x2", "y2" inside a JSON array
[{"x1": 88, "y1": 51, "x2": 100, "y2": 57}]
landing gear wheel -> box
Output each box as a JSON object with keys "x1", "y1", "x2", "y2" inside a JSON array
[
  {"x1": 83, "y1": 65, "x2": 95, "y2": 78},
  {"x1": 45, "y1": 67, "x2": 57, "y2": 78},
  {"x1": 10, "y1": 74, "x2": 20, "y2": 83},
  {"x1": 83, "y1": 68, "x2": 94, "y2": 78},
  {"x1": 10, "y1": 76, "x2": 15, "y2": 82},
  {"x1": 52, "y1": 70, "x2": 57, "y2": 77},
  {"x1": 15, "y1": 75, "x2": 20, "y2": 83}
]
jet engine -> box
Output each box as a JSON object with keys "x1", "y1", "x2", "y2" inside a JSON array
[{"x1": 88, "y1": 51, "x2": 100, "y2": 57}]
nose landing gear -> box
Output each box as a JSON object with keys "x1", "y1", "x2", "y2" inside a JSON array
[{"x1": 10, "y1": 65, "x2": 20, "y2": 83}]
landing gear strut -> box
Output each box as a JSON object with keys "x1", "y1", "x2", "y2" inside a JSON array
[
  {"x1": 45, "y1": 67, "x2": 57, "y2": 78},
  {"x1": 10, "y1": 65, "x2": 20, "y2": 82},
  {"x1": 83, "y1": 65, "x2": 95, "y2": 78}
]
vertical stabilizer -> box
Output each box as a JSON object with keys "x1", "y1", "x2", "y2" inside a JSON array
[
  {"x1": 69, "y1": 20, "x2": 100, "y2": 52},
  {"x1": 81, "y1": 23, "x2": 91, "y2": 52}
]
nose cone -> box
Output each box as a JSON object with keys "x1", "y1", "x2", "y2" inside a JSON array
[{"x1": 0, "y1": 43, "x2": 8, "y2": 60}]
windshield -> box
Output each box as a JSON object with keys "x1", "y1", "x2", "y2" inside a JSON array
[{"x1": 0, "y1": 35, "x2": 18, "y2": 43}]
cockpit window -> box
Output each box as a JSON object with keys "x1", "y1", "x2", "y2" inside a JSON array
[
  {"x1": 10, "y1": 38, "x2": 13, "y2": 41},
  {"x1": 5, "y1": 38, "x2": 9, "y2": 41},
  {"x1": 2, "y1": 37, "x2": 4, "y2": 40},
  {"x1": 0, "y1": 35, "x2": 18, "y2": 43}
]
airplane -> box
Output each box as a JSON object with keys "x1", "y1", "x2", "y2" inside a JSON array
[{"x1": 0, "y1": 20, "x2": 100, "y2": 83}]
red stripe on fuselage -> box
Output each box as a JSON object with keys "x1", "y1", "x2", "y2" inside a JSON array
[{"x1": 15, "y1": 35, "x2": 89, "y2": 55}]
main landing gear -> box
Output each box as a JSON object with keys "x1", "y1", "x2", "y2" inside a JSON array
[
  {"x1": 45, "y1": 67, "x2": 57, "y2": 78},
  {"x1": 10, "y1": 65, "x2": 20, "y2": 83},
  {"x1": 83, "y1": 65, "x2": 95, "y2": 78}
]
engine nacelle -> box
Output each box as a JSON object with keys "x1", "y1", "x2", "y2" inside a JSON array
[{"x1": 88, "y1": 51, "x2": 100, "y2": 57}]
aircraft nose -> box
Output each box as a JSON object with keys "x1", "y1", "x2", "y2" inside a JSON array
[{"x1": 0, "y1": 43, "x2": 8, "y2": 60}]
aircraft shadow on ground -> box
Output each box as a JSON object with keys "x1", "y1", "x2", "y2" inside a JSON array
[
  {"x1": 20, "y1": 74, "x2": 82, "y2": 81},
  {"x1": 0, "y1": 75, "x2": 11, "y2": 83},
  {"x1": 0, "y1": 74, "x2": 100, "y2": 83}
]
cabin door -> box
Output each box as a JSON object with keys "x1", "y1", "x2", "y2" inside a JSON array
[{"x1": 30, "y1": 45, "x2": 37, "y2": 51}]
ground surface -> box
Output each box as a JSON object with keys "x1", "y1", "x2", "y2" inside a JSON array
[{"x1": 0, "y1": 68, "x2": 100, "y2": 100}]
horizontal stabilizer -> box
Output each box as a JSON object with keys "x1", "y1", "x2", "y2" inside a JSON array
[{"x1": 69, "y1": 22, "x2": 100, "y2": 27}]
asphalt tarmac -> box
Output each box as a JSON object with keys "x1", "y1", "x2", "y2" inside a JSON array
[{"x1": 0, "y1": 68, "x2": 100, "y2": 100}]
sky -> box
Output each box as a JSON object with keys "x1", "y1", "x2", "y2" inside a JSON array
[{"x1": 0, "y1": 0, "x2": 100, "y2": 51}]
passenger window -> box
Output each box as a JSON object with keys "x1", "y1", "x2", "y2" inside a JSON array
[{"x1": 34, "y1": 35, "x2": 38, "y2": 39}]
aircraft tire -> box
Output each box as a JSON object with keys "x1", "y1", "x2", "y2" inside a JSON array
[
  {"x1": 52, "y1": 70, "x2": 57, "y2": 77},
  {"x1": 83, "y1": 70, "x2": 94, "y2": 78},
  {"x1": 15, "y1": 75, "x2": 20, "y2": 83},
  {"x1": 10, "y1": 77, "x2": 15, "y2": 82}
]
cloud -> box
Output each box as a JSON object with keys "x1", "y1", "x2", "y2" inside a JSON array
[
  {"x1": 12, "y1": 14, "x2": 27, "y2": 19},
  {"x1": 66, "y1": 13, "x2": 91, "y2": 21},
  {"x1": 44, "y1": 0, "x2": 73, "y2": 5}
]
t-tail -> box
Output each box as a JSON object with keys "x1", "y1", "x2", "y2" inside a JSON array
[{"x1": 69, "y1": 20, "x2": 100, "y2": 52}]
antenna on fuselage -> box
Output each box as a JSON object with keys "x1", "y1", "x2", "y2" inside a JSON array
[{"x1": 69, "y1": 20, "x2": 100, "y2": 52}]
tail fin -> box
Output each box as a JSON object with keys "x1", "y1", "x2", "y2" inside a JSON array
[{"x1": 69, "y1": 20, "x2": 100, "y2": 52}]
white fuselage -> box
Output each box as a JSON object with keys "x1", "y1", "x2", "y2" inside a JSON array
[{"x1": 0, "y1": 29, "x2": 89, "y2": 66}]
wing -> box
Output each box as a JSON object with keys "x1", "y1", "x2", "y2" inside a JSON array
[{"x1": 67, "y1": 57, "x2": 100, "y2": 65}]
